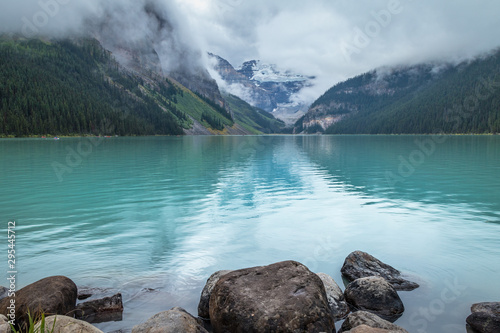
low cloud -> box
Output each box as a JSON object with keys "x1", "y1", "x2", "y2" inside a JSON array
[
  {"x1": 2, "y1": 0, "x2": 500, "y2": 106},
  {"x1": 184, "y1": 0, "x2": 500, "y2": 105},
  {"x1": 0, "y1": 0, "x2": 205, "y2": 75}
]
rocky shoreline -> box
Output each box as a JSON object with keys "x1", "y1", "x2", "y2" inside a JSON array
[{"x1": 0, "y1": 251, "x2": 497, "y2": 333}]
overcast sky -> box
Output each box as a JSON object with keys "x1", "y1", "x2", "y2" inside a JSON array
[
  {"x1": 180, "y1": 0, "x2": 500, "y2": 103},
  {"x1": 2, "y1": 0, "x2": 500, "y2": 103}
]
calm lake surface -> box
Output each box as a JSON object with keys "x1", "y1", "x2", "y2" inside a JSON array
[{"x1": 1, "y1": 135, "x2": 499, "y2": 332}]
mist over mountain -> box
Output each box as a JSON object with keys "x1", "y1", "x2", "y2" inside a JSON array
[
  {"x1": 296, "y1": 50, "x2": 500, "y2": 134},
  {"x1": 1, "y1": 1, "x2": 213, "y2": 88},
  {"x1": 2, "y1": 1, "x2": 500, "y2": 135},
  {"x1": 208, "y1": 54, "x2": 313, "y2": 125}
]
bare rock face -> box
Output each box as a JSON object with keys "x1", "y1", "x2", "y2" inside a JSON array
[
  {"x1": 344, "y1": 277, "x2": 405, "y2": 322},
  {"x1": 75, "y1": 293, "x2": 123, "y2": 324},
  {"x1": 35, "y1": 315, "x2": 104, "y2": 333},
  {"x1": 339, "y1": 311, "x2": 408, "y2": 333},
  {"x1": 198, "y1": 270, "x2": 233, "y2": 320},
  {"x1": 209, "y1": 261, "x2": 335, "y2": 333},
  {"x1": 316, "y1": 273, "x2": 350, "y2": 321},
  {"x1": 467, "y1": 302, "x2": 500, "y2": 333},
  {"x1": 132, "y1": 307, "x2": 208, "y2": 333},
  {"x1": 0, "y1": 276, "x2": 77, "y2": 331},
  {"x1": 341, "y1": 251, "x2": 419, "y2": 291}
]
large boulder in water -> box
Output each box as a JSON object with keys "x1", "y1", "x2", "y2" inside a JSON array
[
  {"x1": 209, "y1": 260, "x2": 335, "y2": 333},
  {"x1": 198, "y1": 270, "x2": 233, "y2": 320},
  {"x1": 471, "y1": 302, "x2": 500, "y2": 315},
  {"x1": 0, "y1": 276, "x2": 77, "y2": 331},
  {"x1": 339, "y1": 311, "x2": 408, "y2": 333},
  {"x1": 344, "y1": 277, "x2": 404, "y2": 322},
  {"x1": 132, "y1": 307, "x2": 208, "y2": 333},
  {"x1": 341, "y1": 251, "x2": 419, "y2": 291},
  {"x1": 466, "y1": 302, "x2": 500, "y2": 333},
  {"x1": 75, "y1": 293, "x2": 123, "y2": 323},
  {"x1": 316, "y1": 273, "x2": 350, "y2": 320}
]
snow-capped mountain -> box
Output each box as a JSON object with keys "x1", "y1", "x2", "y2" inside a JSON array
[
  {"x1": 237, "y1": 60, "x2": 308, "y2": 84},
  {"x1": 208, "y1": 54, "x2": 314, "y2": 125}
]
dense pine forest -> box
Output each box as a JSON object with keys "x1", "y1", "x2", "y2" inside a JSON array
[
  {"x1": 0, "y1": 38, "x2": 188, "y2": 136},
  {"x1": 224, "y1": 94, "x2": 285, "y2": 134},
  {"x1": 0, "y1": 37, "x2": 285, "y2": 137},
  {"x1": 4, "y1": 37, "x2": 499, "y2": 137},
  {"x1": 297, "y1": 49, "x2": 500, "y2": 134}
]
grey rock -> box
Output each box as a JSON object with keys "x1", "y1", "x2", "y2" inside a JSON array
[
  {"x1": 35, "y1": 315, "x2": 104, "y2": 333},
  {"x1": 132, "y1": 307, "x2": 208, "y2": 333},
  {"x1": 344, "y1": 277, "x2": 404, "y2": 322},
  {"x1": 0, "y1": 276, "x2": 77, "y2": 331},
  {"x1": 78, "y1": 293, "x2": 93, "y2": 301},
  {"x1": 471, "y1": 302, "x2": 500, "y2": 316},
  {"x1": 339, "y1": 311, "x2": 408, "y2": 333},
  {"x1": 198, "y1": 270, "x2": 233, "y2": 320},
  {"x1": 75, "y1": 293, "x2": 123, "y2": 324},
  {"x1": 341, "y1": 251, "x2": 419, "y2": 291},
  {"x1": 316, "y1": 273, "x2": 350, "y2": 320},
  {"x1": 77, "y1": 287, "x2": 112, "y2": 301},
  {"x1": 0, "y1": 287, "x2": 8, "y2": 302},
  {"x1": 343, "y1": 324, "x2": 401, "y2": 333},
  {"x1": 209, "y1": 260, "x2": 335, "y2": 333},
  {"x1": 0, "y1": 314, "x2": 11, "y2": 333},
  {"x1": 467, "y1": 302, "x2": 500, "y2": 333}
]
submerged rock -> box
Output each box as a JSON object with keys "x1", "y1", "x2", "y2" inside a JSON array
[
  {"x1": 341, "y1": 251, "x2": 419, "y2": 291},
  {"x1": 339, "y1": 311, "x2": 408, "y2": 333},
  {"x1": 77, "y1": 287, "x2": 113, "y2": 301},
  {"x1": 132, "y1": 307, "x2": 208, "y2": 333},
  {"x1": 467, "y1": 302, "x2": 500, "y2": 333},
  {"x1": 344, "y1": 277, "x2": 404, "y2": 322},
  {"x1": 35, "y1": 315, "x2": 104, "y2": 333},
  {"x1": 75, "y1": 293, "x2": 123, "y2": 324},
  {"x1": 0, "y1": 276, "x2": 77, "y2": 331},
  {"x1": 209, "y1": 260, "x2": 335, "y2": 333},
  {"x1": 198, "y1": 270, "x2": 233, "y2": 320},
  {"x1": 316, "y1": 273, "x2": 350, "y2": 320}
]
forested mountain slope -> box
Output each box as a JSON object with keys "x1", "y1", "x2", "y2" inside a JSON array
[
  {"x1": 297, "y1": 50, "x2": 500, "y2": 134},
  {"x1": 0, "y1": 37, "x2": 281, "y2": 137}
]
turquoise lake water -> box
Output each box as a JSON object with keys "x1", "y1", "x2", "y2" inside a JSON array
[{"x1": 1, "y1": 135, "x2": 499, "y2": 332}]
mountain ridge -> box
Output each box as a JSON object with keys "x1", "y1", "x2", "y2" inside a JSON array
[
  {"x1": 208, "y1": 53, "x2": 312, "y2": 125},
  {"x1": 0, "y1": 36, "x2": 284, "y2": 137},
  {"x1": 296, "y1": 52, "x2": 500, "y2": 134}
]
